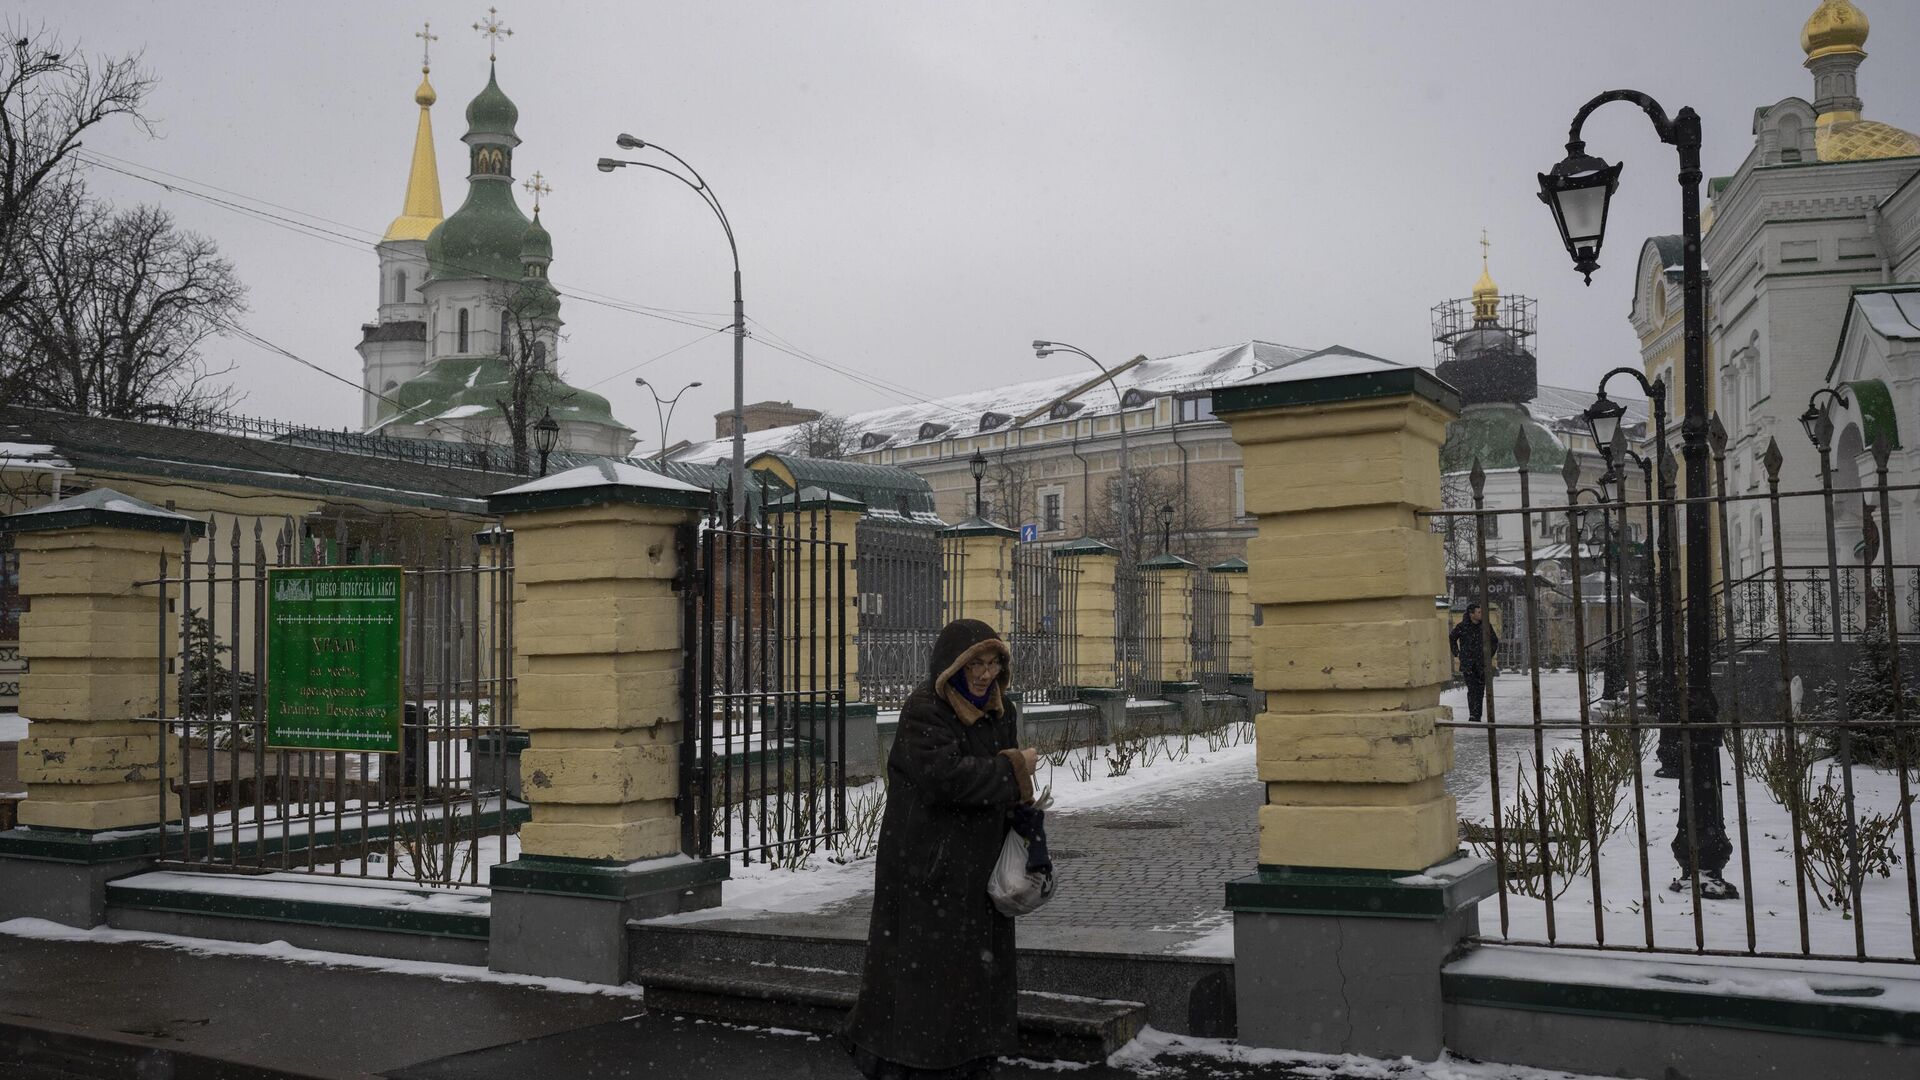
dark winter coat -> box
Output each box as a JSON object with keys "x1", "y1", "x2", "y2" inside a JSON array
[
  {"x1": 845, "y1": 619, "x2": 1035, "y2": 1074},
  {"x1": 1449, "y1": 614, "x2": 1500, "y2": 675}
]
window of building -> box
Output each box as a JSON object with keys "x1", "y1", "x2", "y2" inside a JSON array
[
  {"x1": 394, "y1": 270, "x2": 408, "y2": 304},
  {"x1": 1233, "y1": 467, "x2": 1246, "y2": 519},
  {"x1": 457, "y1": 308, "x2": 470, "y2": 353},
  {"x1": 1041, "y1": 489, "x2": 1064, "y2": 533},
  {"x1": 500, "y1": 310, "x2": 511, "y2": 352},
  {"x1": 1049, "y1": 400, "x2": 1084, "y2": 421},
  {"x1": 1177, "y1": 395, "x2": 1215, "y2": 424},
  {"x1": 1482, "y1": 514, "x2": 1500, "y2": 539}
]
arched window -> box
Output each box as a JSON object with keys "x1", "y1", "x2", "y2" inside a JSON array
[
  {"x1": 500, "y1": 310, "x2": 511, "y2": 353},
  {"x1": 457, "y1": 308, "x2": 469, "y2": 353},
  {"x1": 394, "y1": 270, "x2": 408, "y2": 304}
]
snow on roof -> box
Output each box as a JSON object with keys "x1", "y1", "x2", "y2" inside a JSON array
[
  {"x1": 1229, "y1": 345, "x2": 1401, "y2": 387},
  {"x1": 668, "y1": 339, "x2": 1313, "y2": 464},
  {"x1": 1854, "y1": 287, "x2": 1920, "y2": 340},
  {"x1": 0, "y1": 441, "x2": 70, "y2": 471},
  {"x1": 491, "y1": 458, "x2": 711, "y2": 498},
  {"x1": 9, "y1": 487, "x2": 202, "y2": 524}
]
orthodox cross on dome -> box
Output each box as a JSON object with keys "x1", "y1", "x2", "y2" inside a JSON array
[
  {"x1": 1479, "y1": 227, "x2": 1490, "y2": 270},
  {"x1": 473, "y1": 6, "x2": 513, "y2": 62},
  {"x1": 524, "y1": 171, "x2": 551, "y2": 212},
  {"x1": 415, "y1": 21, "x2": 438, "y2": 71}
]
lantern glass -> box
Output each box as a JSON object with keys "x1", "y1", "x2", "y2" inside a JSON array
[
  {"x1": 969, "y1": 450, "x2": 987, "y2": 481},
  {"x1": 1538, "y1": 152, "x2": 1622, "y2": 281},
  {"x1": 1584, "y1": 396, "x2": 1625, "y2": 452},
  {"x1": 534, "y1": 409, "x2": 561, "y2": 456}
]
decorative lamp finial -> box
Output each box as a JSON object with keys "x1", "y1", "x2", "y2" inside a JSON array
[
  {"x1": 524, "y1": 171, "x2": 552, "y2": 213},
  {"x1": 474, "y1": 6, "x2": 513, "y2": 63}
]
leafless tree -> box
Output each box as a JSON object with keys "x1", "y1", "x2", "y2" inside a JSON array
[
  {"x1": 1, "y1": 192, "x2": 244, "y2": 419},
  {"x1": 781, "y1": 413, "x2": 855, "y2": 459},
  {"x1": 983, "y1": 454, "x2": 1038, "y2": 526},
  {"x1": 1438, "y1": 470, "x2": 1480, "y2": 580},
  {"x1": 0, "y1": 22, "x2": 154, "y2": 322},
  {"x1": 1083, "y1": 465, "x2": 1232, "y2": 566},
  {"x1": 492, "y1": 283, "x2": 569, "y2": 474}
]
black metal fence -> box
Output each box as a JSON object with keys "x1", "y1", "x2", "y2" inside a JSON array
[
  {"x1": 1114, "y1": 563, "x2": 1165, "y2": 699},
  {"x1": 854, "y1": 519, "x2": 963, "y2": 709},
  {"x1": 1007, "y1": 544, "x2": 1079, "y2": 704},
  {"x1": 685, "y1": 500, "x2": 849, "y2": 865},
  {"x1": 1428, "y1": 425, "x2": 1918, "y2": 965},
  {"x1": 149, "y1": 515, "x2": 520, "y2": 886},
  {"x1": 1191, "y1": 571, "x2": 1233, "y2": 695}
]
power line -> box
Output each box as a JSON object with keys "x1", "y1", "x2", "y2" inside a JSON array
[{"x1": 76, "y1": 150, "x2": 946, "y2": 412}]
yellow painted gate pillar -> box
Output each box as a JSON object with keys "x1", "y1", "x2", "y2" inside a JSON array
[
  {"x1": 1139, "y1": 554, "x2": 1198, "y2": 688},
  {"x1": 483, "y1": 463, "x2": 725, "y2": 985},
  {"x1": 942, "y1": 514, "x2": 1018, "y2": 629},
  {"x1": 1212, "y1": 356, "x2": 1494, "y2": 1059},
  {"x1": 1054, "y1": 538, "x2": 1119, "y2": 691},
  {"x1": 0, "y1": 489, "x2": 202, "y2": 926}
]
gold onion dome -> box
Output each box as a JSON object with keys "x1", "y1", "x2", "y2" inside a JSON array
[
  {"x1": 1471, "y1": 260, "x2": 1500, "y2": 322},
  {"x1": 414, "y1": 71, "x2": 437, "y2": 107},
  {"x1": 1802, "y1": 0, "x2": 1869, "y2": 59}
]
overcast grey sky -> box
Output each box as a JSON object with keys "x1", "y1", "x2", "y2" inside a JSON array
[{"x1": 32, "y1": 1, "x2": 1920, "y2": 446}]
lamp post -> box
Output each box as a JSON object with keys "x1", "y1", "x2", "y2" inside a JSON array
[
  {"x1": 969, "y1": 449, "x2": 988, "y2": 519},
  {"x1": 600, "y1": 136, "x2": 745, "y2": 521},
  {"x1": 1540, "y1": 88, "x2": 1735, "y2": 898},
  {"x1": 1158, "y1": 503, "x2": 1174, "y2": 557},
  {"x1": 533, "y1": 407, "x2": 560, "y2": 478},
  {"x1": 1586, "y1": 368, "x2": 1681, "y2": 766},
  {"x1": 635, "y1": 377, "x2": 702, "y2": 462},
  {"x1": 1572, "y1": 485, "x2": 1617, "y2": 699},
  {"x1": 1033, "y1": 340, "x2": 1134, "y2": 563}
]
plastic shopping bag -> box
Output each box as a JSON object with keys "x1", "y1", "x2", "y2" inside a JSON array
[{"x1": 988, "y1": 828, "x2": 1056, "y2": 916}]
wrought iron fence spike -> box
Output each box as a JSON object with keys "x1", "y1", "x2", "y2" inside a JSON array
[
  {"x1": 1762, "y1": 438, "x2": 1783, "y2": 482},
  {"x1": 1512, "y1": 428, "x2": 1532, "y2": 468}
]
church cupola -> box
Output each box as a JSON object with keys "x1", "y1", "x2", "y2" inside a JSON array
[
  {"x1": 423, "y1": 11, "x2": 531, "y2": 285},
  {"x1": 1433, "y1": 234, "x2": 1540, "y2": 409},
  {"x1": 1797, "y1": 1, "x2": 1920, "y2": 161}
]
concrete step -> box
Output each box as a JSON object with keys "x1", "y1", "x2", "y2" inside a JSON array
[
  {"x1": 629, "y1": 917, "x2": 1236, "y2": 1037},
  {"x1": 632, "y1": 956, "x2": 1147, "y2": 1063}
]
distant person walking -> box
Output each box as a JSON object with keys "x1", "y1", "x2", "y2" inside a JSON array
[
  {"x1": 1449, "y1": 603, "x2": 1500, "y2": 723},
  {"x1": 844, "y1": 619, "x2": 1038, "y2": 1080}
]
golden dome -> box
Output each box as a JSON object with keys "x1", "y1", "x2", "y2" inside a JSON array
[
  {"x1": 1802, "y1": 0, "x2": 1869, "y2": 60},
  {"x1": 414, "y1": 70, "x2": 437, "y2": 108},
  {"x1": 383, "y1": 70, "x2": 445, "y2": 243},
  {"x1": 1816, "y1": 114, "x2": 1920, "y2": 161},
  {"x1": 1471, "y1": 249, "x2": 1500, "y2": 321}
]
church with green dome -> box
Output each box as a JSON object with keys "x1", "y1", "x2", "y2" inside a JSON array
[{"x1": 355, "y1": 48, "x2": 634, "y2": 458}]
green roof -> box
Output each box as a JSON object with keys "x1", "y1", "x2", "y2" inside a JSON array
[
  {"x1": 520, "y1": 211, "x2": 552, "y2": 262},
  {"x1": 1440, "y1": 405, "x2": 1566, "y2": 474},
  {"x1": 426, "y1": 179, "x2": 530, "y2": 282},
  {"x1": 747, "y1": 452, "x2": 936, "y2": 516},
  {"x1": 382, "y1": 356, "x2": 621, "y2": 430}
]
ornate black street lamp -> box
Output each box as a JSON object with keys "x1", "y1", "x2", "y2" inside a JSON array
[
  {"x1": 534, "y1": 408, "x2": 560, "y2": 477},
  {"x1": 1158, "y1": 503, "x2": 1174, "y2": 556},
  {"x1": 969, "y1": 449, "x2": 988, "y2": 519},
  {"x1": 1542, "y1": 89, "x2": 1735, "y2": 899}
]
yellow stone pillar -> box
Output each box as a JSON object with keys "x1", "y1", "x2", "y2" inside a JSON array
[
  {"x1": 1139, "y1": 554, "x2": 1198, "y2": 686},
  {"x1": 942, "y1": 515, "x2": 1018, "y2": 629},
  {"x1": 483, "y1": 463, "x2": 725, "y2": 985},
  {"x1": 1213, "y1": 356, "x2": 1494, "y2": 1058},
  {"x1": 0, "y1": 490, "x2": 199, "y2": 926},
  {"x1": 1054, "y1": 539, "x2": 1119, "y2": 690}
]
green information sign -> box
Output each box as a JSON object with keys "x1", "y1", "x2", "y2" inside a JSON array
[{"x1": 266, "y1": 566, "x2": 404, "y2": 753}]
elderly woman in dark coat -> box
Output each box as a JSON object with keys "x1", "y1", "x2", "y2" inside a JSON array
[{"x1": 844, "y1": 619, "x2": 1038, "y2": 1080}]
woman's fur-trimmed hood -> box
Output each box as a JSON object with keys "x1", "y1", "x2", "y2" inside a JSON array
[{"x1": 928, "y1": 619, "x2": 1012, "y2": 725}]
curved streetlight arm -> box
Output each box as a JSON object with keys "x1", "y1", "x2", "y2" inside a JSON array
[
  {"x1": 1596, "y1": 365, "x2": 1661, "y2": 403},
  {"x1": 1040, "y1": 341, "x2": 1126, "y2": 409},
  {"x1": 601, "y1": 158, "x2": 738, "y2": 272},
  {"x1": 1566, "y1": 89, "x2": 1692, "y2": 151}
]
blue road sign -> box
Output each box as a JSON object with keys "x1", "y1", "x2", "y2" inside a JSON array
[{"x1": 1019, "y1": 523, "x2": 1038, "y2": 542}]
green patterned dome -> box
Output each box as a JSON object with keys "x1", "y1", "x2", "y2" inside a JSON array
[
  {"x1": 1440, "y1": 404, "x2": 1566, "y2": 474},
  {"x1": 425, "y1": 185, "x2": 530, "y2": 282},
  {"x1": 465, "y1": 65, "x2": 519, "y2": 137},
  {"x1": 520, "y1": 211, "x2": 552, "y2": 262},
  {"x1": 381, "y1": 355, "x2": 620, "y2": 429}
]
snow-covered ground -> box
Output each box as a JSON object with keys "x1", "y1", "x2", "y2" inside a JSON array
[{"x1": 1444, "y1": 673, "x2": 1920, "y2": 962}]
